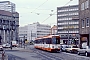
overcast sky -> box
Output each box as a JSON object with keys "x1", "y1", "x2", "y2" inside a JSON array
[{"x1": 2, "y1": 0, "x2": 78, "y2": 27}]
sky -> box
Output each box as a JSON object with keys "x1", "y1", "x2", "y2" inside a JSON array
[{"x1": 1, "y1": 0, "x2": 78, "y2": 27}]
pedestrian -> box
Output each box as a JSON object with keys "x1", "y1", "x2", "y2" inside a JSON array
[{"x1": 10, "y1": 42, "x2": 12, "y2": 50}]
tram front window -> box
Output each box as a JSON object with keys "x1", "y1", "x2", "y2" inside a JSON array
[{"x1": 52, "y1": 37, "x2": 60, "y2": 44}]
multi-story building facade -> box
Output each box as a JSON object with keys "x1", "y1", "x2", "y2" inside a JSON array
[
  {"x1": 19, "y1": 22, "x2": 51, "y2": 42},
  {"x1": 0, "y1": 1, "x2": 15, "y2": 12},
  {"x1": 79, "y1": 0, "x2": 90, "y2": 48},
  {"x1": 19, "y1": 26, "x2": 27, "y2": 41},
  {"x1": 0, "y1": 1, "x2": 19, "y2": 44},
  {"x1": 51, "y1": 25, "x2": 57, "y2": 35},
  {"x1": 57, "y1": 5, "x2": 79, "y2": 44},
  {"x1": 0, "y1": 10, "x2": 19, "y2": 44}
]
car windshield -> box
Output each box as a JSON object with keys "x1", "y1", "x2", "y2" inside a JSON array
[{"x1": 52, "y1": 36, "x2": 60, "y2": 44}]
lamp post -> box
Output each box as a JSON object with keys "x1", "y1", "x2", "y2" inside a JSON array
[
  {"x1": 67, "y1": 5, "x2": 70, "y2": 45},
  {"x1": 23, "y1": 36, "x2": 25, "y2": 49},
  {"x1": 10, "y1": 22, "x2": 13, "y2": 50},
  {"x1": 31, "y1": 30, "x2": 32, "y2": 41},
  {"x1": 10, "y1": 5, "x2": 14, "y2": 50}
]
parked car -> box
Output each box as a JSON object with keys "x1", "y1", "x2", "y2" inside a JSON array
[
  {"x1": 12, "y1": 41, "x2": 18, "y2": 47},
  {"x1": 77, "y1": 46, "x2": 90, "y2": 57},
  {"x1": 60, "y1": 45, "x2": 68, "y2": 52},
  {"x1": 65, "y1": 45, "x2": 79, "y2": 53},
  {"x1": 2, "y1": 44, "x2": 11, "y2": 48},
  {"x1": 0, "y1": 45, "x2": 3, "y2": 51}
]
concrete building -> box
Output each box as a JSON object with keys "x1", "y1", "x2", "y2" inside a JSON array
[
  {"x1": 57, "y1": 5, "x2": 79, "y2": 44},
  {"x1": 0, "y1": 1, "x2": 19, "y2": 44},
  {"x1": 51, "y1": 25, "x2": 57, "y2": 35},
  {"x1": 0, "y1": 10, "x2": 19, "y2": 44},
  {"x1": 0, "y1": 1, "x2": 15, "y2": 12},
  {"x1": 79, "y1": 0, "x2": 90, "y2": 48},
  {"x1": 19, "y1": 22, "x2": 51, "y2": 42}
]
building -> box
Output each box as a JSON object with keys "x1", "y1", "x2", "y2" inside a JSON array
[
  {"x1": 0, "y1": 1, "x2": 15, "y2": 12},
  {"x1": 19, "y1": 22, "x2": 51, "y2": 42},
  {"x1": 0, "y1": 10, "x2": 19, "y2": 44},
  {"x1": 0, "y1": 1, "x2": 19, "y2": 44},
  {"x1": 51, "y1": 25, "x2": 57, "y2": 35},
  {"x1": 57, "y1": 5, "x2": 79, "y2": 44},
  {"x1": 19, "y1": 26, "x2": 27, "y2": 41},
  {"x1": 79, "y1": 0, "x2": 90, "y2": 48}
]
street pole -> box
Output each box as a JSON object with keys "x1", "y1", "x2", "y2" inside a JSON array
[
  {"x1": 24, "y1": 36, "x2": 25, "y2": 49},
  {"x1": 67, "y1": 5, "x2": 70, "y2": 45},
  {"x1": 31, "y1": 30, "x2": 32, "y2": 41},
  {"x1": 10, "y1": 5, "x2": 13, "y2": 50}
]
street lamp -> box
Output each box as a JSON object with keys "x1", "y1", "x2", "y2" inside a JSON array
[
  {"x1": 10, "y1": 5, "x2": 14, "y2": 50},
  {"x1": 67, "y1": 5, "x2": 70, "y2": 45},
  {"x1": 10, "y1": 21, "x2": 13, "y2": 50},
  {"x1": 31, "y1": 30, "x2": 32, "y2": 41}
]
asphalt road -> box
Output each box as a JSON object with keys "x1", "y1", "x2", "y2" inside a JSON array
[{"x1": 4, "y1": 45, "x2": 90, "y2": 60}]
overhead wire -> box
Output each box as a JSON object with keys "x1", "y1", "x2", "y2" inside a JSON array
[
  {"x1": 31, "y1": 0, "x2": 48, "y2": 13},
  {"x1": 41, "y1": 0, "x2": 73, "y2": 23}
]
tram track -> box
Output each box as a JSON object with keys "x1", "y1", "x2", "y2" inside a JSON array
[{"x1": 30, "y1": 48, "x2": 65, "y2": 60}]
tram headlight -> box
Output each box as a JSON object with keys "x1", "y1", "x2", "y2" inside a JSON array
[{"x1": 52, "y1": 46, "x2": 54, "y2": 48}]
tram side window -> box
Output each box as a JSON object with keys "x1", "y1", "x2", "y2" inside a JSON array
[
  {"x1": 44, "y1": 39, "x2": 46, "y2": 44},
  {"x1": 35, "y1": 39, "x2": 44, "y2": 44},
  {"x1": 39, "y1": 39, "x2": 43, "y2": 44},
  {"x1": 35, "y1": 40, "x2": 38, "y2": 44},
  {"x1": 46, "y1": 38, "x2": 51, "y2": 44}
]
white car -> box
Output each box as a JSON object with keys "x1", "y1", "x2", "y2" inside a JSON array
[
  {"x1": 65, "y1": 45, "x2": 79, "y2": 53},
  {"x1": 77, "y1": 46, "x2": 90, "y2": 57},
  {"x1": 0, "y1": 45, "x2": 4, "y2": 51},
  {"x1": 2, "y1": 44, "x2": 11, "y2": 48}
]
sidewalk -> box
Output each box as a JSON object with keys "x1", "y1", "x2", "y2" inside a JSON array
[{"x1": 0, "y1": 52, "x2": 8, "y2": 60}]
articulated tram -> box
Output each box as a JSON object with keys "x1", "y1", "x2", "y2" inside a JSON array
[{"x1": 34, "y1": 35, "x2": 60, "y2": 52}]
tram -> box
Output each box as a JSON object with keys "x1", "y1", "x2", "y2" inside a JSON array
[{"x1": 34, "y1": 35, "x2": 60, "y2": 52}]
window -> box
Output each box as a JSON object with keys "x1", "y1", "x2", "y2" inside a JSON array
[
  {"x1": 86, "y1": 0, "x2": 89, "y2": 8},
  {"x1": 81, "y1": 3, "x2": 84, "y2": 10},
  {"x1": 82, "y1": 19, "x2": 85, "y2": 28},
  {"x1": 86, "y1": 18, "x2": 89, "y2": 27},
  {"x1": 85, "y1": 0, "x2": 89, "y2": 9}
]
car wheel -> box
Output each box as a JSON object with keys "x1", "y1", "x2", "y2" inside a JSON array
[
  {"x1": 77, "y1": 51, "x2": 80, "y2": 55},
  {"x1": 85, "y1": 52, "x2": 88, "y2": 57}
]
